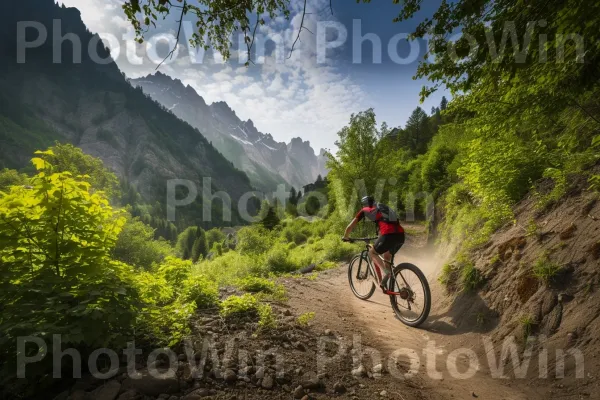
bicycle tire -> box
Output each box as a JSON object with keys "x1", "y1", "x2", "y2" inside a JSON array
[
  {"x1": 389, "y1": 263, "x2": 431, "y2": 327},
  {"x1": 348, "y1": 254, "x2": 376, "y2": 300}
]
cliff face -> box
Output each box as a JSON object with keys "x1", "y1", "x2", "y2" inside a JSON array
[
  {"x1": 0, "y1": 0, "x2": 254, "y2": 226},
  {"x1": 132, "y1": 73, "x2": 329, "y2": 191}
]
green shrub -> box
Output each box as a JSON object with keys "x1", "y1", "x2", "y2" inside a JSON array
[
  {"x1": 297, "y1": 312, "x2": 316, "y2": 326},
  {"x1": 181, "y1": 275, "x2": 219, "y2": 308},
  {"x1": 236, "y1": 276, "x2": 276, "y2": 293},
  {"x1": 265, "y1": 243, "x2": 297, "y2": 273},
  {"x1": 257, "y1": 304, "x2": 278, "y2": 331},
  {"x1": 532, "y1": 257, "x2": 562, "y2": 284},
  {"x1": 194, "y1": 251, "x2": 268, "y2": 286},
  {"x1": 237, "y1": 225, "x2": 273, "y2": 255},
  {"x1": 113, "y1": 216, "x2": 172, "y2": 270},
  {"x1": 220, "y1": 294, "x2": 260, "y2": 319},
  {"x1": 136, "y1": 271, "x2": 174, "y2": 306},
  {"x1": 158, "y1": 256, "x2": 193, "y2": 288},
  {"x1": 206, "y1": 228, "x2": 226, "y2": 248}
]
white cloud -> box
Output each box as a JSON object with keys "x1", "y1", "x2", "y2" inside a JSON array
[{"x1": 59, "y1": 0, "x2": 365, "y2": 151}]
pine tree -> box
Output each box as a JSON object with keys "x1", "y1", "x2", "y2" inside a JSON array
[
  {"x1": 289, "y1": 187, "x2": 297, "y2": 205},
  {"x1": 404, "y1": 107, "x2": 431, "y2": 154},
  {"x1": 260, "y1": 201, "x2": 280, "y2": 230},
  {"x1": 440, "y1": 96, "x2": 448, "y2": 111},
  {"x1": 191, "y1": 227, "x2": 208, "y2": 262}
]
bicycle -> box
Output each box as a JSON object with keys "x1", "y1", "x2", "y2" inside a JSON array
[{"x1": 342, "y1": 238, "x2": 431, "y2": 327}]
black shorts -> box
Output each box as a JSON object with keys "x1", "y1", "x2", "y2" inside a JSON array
[{"x1": 374, "y1": 233, "x2": 405, "y2": 255}]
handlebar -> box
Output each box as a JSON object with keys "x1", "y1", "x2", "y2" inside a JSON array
[{"x1": 342, "y1": 237, "x2": 378, "y2": 243}]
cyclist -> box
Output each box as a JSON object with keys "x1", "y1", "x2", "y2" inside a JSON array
[{"x1": 343, "y1": 196, "x2": 405, "y2": 292}]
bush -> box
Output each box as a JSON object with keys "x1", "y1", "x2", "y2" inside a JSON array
[
  {"x1": 257, "y1": 304, "x2": 278, "y2": 331},
  {"x1": 136, "y1": 271, "x2": 174, "y2": 306},
  {"x1": 236, "y1": 276, "x2": 276, "y2": 293},
  {"x1": 158, "y1": 256, "x2": 193, "y2": 288},
  {"x1": 220, "y1": 294, "x2": 260, "y2": 319},
  {"x1": 113, "y1": 217, "x2": 172, "y2": 270},
  {"x1": 181, "y1": 275, "x2": 219, "y2": 308},
  {"x1": 194, "y1": 251, "x2": 267, "y2": 286},
  {"x1": 237, "y1": 225, "x2": 273, "y2": 255},
  {"x1": 206, "y1": 228, "x2": 226, "y2": 248},
  {"x1": 265, "y1": 243, "x2": 297, "y2": 273}
]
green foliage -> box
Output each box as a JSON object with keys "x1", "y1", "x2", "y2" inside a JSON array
[
  {"x1": 113, "y1": 216, "x2": 172, "y2": 270},
  {"x1": 220, "y1": 294, "x2": 260, "y2": 319},
  {"x1": 206, "y1": 228, "x2": 226, "y2": 249},
  {"x1": 38, "y1": 143, "x2": 119, "y2": 199},
  {"x1": 439, "y1": 263, "x2": 458, "y2": 289},
  {"x1": 191, "y1": 227, "x2": 208, "y2": 262},
  {"x1": 181, "y1": 275, "x2": 219, "y2": 309},
  {"x1": 157, "y1": 256, "x2": 193, "y2": 288},
  {"x1": 0, "y1": 155, "x2": 139, "y2": 388},
  {"x1": 520, "y1": 314, "x2": 538, "y2": 339},
  {"x1": 265, "y1": 242, "x2": 296, "y2": 274},
  {"x1": 257, "y1": 304, "x2": 278, "y2": 331},
  {"x1": 297, "y1": 312, "x2": 316, "y2": 326},
  {"x1": 536, "y1": 168, "x2": 568, "y2": 210},
  {"x1": 0, "y1": 168, "x2": 27, "y2": 191},
  {"x1": 589, "y1": 175, "x2": 600, "y2": 192},
  {"x1": 135, "y1": 271, "x2": 174, "y2": 306},
  {"x1": 175, "y1": 226, "x2": 199, "y2": 260},
  {"x1": 260, "y1": 201, "x2": 281, "y2": 230},
  {"x1": 460, "y1": 263, "x2": 483, "y2": 292},
  {"x1": 237, "y1": 225, "x2": 273, "y2": 255},
  {"x1": 532, "y1": 257, "x2": 563, "y2": 284},
  {"x1": 236, "y1": 276, "x2": 276, "y2": 294},
  {"x1": 122, "y1": 0, "x2": 291, "y2": 64}
]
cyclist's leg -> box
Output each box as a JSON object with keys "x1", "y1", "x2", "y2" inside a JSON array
[{"x1": 373, "y1": 235, "x2": 393, "y2": 289}]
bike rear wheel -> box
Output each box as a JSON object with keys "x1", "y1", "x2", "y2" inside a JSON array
[
  {"x1": 348, "y1": 254, "x2": 376, "y2": 300},
  {"x1": 389, "y1": 263, "x2": 431, "y2": 327}
]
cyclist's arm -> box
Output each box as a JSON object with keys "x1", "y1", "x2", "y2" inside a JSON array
[{"x1": 343, "y1": 218, "x2": 359, "y2": 239}]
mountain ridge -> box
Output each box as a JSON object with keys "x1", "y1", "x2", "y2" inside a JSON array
[
  {"x1": 131, "y1": 72, "x2": 329, "y2": 191},
  {"x1": 0, "y1": 0, "x2": 255, "y2": 227}
]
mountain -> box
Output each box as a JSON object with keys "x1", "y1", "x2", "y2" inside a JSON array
[
  {"x1": 131, "y1": 72, "x2": 329, "y2": 191},
  {"x1": 0, "y1": 0, "x2": 254, "y2": 227}
]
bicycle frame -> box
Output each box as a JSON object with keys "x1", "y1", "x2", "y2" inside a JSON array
[{"x1": 355, "y1": 243, "x2": 408, "y2": 297}]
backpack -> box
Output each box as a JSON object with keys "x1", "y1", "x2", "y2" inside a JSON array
[{"x1": 376, "y1": 202, "x2": 399, "y2": 223}]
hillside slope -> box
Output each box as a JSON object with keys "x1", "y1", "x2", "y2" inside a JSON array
[
  {"x1": 0, "y1": 0, "x2": 255, "y2": 226},
  {"x1": 131, "y1": 73, "x2": 329, "y2": 191},
  {"x1": 436, "y1": 168, "x2": 600, "y2": 398}
]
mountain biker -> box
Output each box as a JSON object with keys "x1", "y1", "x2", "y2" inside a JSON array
[{"x1": 342, "y1": 196, "x2": 405, "y2": 292}]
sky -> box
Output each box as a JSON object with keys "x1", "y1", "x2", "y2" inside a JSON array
[{"x1": 58, "y1": 0, "x2": 449, "y2": 152}]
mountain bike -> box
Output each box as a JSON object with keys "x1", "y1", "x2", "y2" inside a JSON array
[{"x1": 342, "y1": 238, "x2": 431, "y2": 327}]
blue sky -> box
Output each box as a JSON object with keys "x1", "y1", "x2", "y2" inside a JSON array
[{"x1": 59, "y1": 0, "x2": 449, "y2": 152}]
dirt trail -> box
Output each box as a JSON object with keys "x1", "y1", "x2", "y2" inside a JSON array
[{"x1": 283, "y1": 245, "x2": 548, "y2": 399}]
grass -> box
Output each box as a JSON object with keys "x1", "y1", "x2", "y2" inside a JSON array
[
  {"x1": 439, "y1": 257, "x2": 483, "y2": 293},
  {"x1": 460, "y1": 263, "x2": 483, "y2": 292},
  {"x1": 532, "y1": 256, "x2": 562, "y2": 284},
  {"x1": 519, "y1": 314, "x2": 537, "y2": 339}
]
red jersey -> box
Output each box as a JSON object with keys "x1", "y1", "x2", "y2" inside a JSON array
[{"x1": 355, "y1": 206, "x2": 404, "y2": 235}]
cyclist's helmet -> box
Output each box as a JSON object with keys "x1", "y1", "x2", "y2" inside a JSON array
[{"x1": 361, "y1": 196, "x2": 375, "y2": 207}]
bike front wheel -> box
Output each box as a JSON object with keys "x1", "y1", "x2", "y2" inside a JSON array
[
  {"x1": 348, "y1": 254, "x2": 376, "y2": 300},
  {"x1": 389, "y1": 263, "x2": 431, "y2": 327}
]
